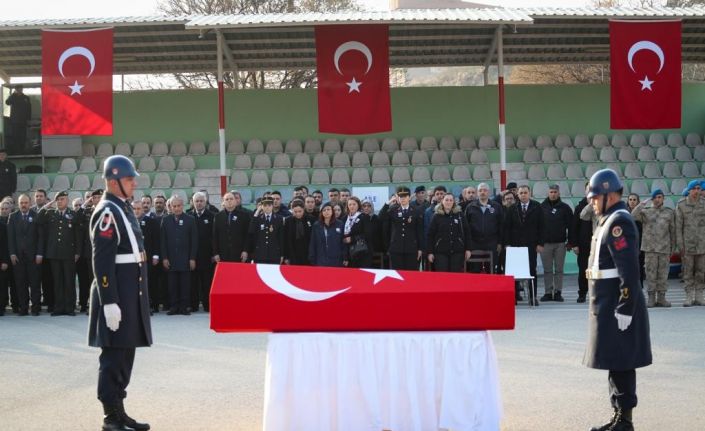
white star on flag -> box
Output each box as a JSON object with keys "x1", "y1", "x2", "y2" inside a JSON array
[
  {"x1": 68, "y1": 80, "x2": 84, "y2": 95},
  {"x1": 638, "y1": 76, "x2": 654, "y2": 91},
  {"x1": 346, "y1": 77, "x2": 362, "y2": 93},
  {"x1": 360, "y1": 269, "x2": 404, "y2": 285}
]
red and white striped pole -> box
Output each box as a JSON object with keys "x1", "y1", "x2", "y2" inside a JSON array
[
  {"x1": 497, "y1": 26, "x2": 507, "y2": 192},
  {"x1": 216, "y1": 30, "x2": 227, "y2": 197}
]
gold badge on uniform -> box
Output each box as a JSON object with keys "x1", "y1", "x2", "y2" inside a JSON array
[
  {"x1": 621, "y1": 288, "x2": 630, "y2": 299},
  {"x1": 612, "y1": 226, "x2": 623, "y2": 237},
  {"x1": 102, "y1": 276, "x2": 109, "y2": 288}
]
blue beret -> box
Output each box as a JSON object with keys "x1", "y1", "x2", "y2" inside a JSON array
[
  {"x1": 686, "y1": 179, "x2": 701, "y2": 192},
  {"x1": 651, "y1": 189, "x2": 664, "y2": 199}
]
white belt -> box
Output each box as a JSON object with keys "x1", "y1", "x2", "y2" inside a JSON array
[
  {"x1": 115, "y1": 252, "x2": 145, "y2": 264},
  {"x1": 585, "y1": 268, "x2": 619, "y2": 280}
]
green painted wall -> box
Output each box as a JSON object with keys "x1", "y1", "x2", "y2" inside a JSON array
[{"x1": 85, "y1": 83, "x2": 705, "y2": 145}]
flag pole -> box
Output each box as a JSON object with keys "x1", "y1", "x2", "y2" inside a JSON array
[
  {"x1": 497, "y1": 26, "x2": 506, "y2": 192},
  {"x1": 216, "y1": 30, "x2": 227, "y2": 197}
]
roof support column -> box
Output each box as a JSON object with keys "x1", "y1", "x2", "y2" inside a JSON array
[
  {"x1": 219, "y1": 33, "x2": 239, "y2": 89},
  {"x1": 496, "y1": 25, "x2": 506, "y2": 191},
  {"x1": 482, "y1": 28, "x2": 499, "y2": 86},
  {"x1": 216, "y1": 29, "x2": 227, "y2": 197}
]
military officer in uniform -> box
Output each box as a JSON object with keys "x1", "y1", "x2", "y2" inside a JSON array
[
  {"x1": 160, "y1": 196, "x2": 197, "y2": 315},
  {"x1": 187, "y1": 192, "x2": 215, "y2": 312},
  {"x1": 132, "y1": 201, "x2": 161, "y2": 314},
  {"x1": 37, "y1": 190, "x2": 81, "y2": 316},
  {"x1": 379, "y1": 186, "x2": 423, "y2": 270},
  {"x1": 213, "y1": 192, "x2": 251, "y2": 263},
  {"x1": 76, "y1": 189, "x2": 103, "y2": 313},
  {"x1": 248, "y1": 197, "x2": 284, "y2": 264},
  {"x1": 631, "y1": 189, "x2": 676, "y2": 307},
  {"x1": 88, "y1": 155, "x2": 151, "y2": 431},
  {"x1": 584, "y1": 169, "x2": 652, "y2": 431},
  {"x1": 675, "y1": 179, "x2": 705, "y2": 307}
]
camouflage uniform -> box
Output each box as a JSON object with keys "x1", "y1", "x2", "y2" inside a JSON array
[
  {"x1": 631, "y1": 201, "x2": 675, "y2": 307},
  {"x1": 675, "y1": 197, "x2": 705, "y2": 306}
]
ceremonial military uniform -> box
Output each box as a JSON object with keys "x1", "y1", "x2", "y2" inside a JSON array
[
  {"x1": 675, "y1": 186, "x2": 705, "y2": 306},
  {"x1": 7, "y1": 208, "x2": 42, "y2": 315},
  {"x1": 187, "y1": 208, "x2": 214, "y2": 311},
  {"x1": 37, "y1": 192, "x2": 81, "y2": 315},
  {"x1": 248, "y1": 211, "x2": 284, "y2": 264},
  {"x1": 76, "y1": 194, "x2": 102, "y2": 313},
  {"x1": 213, "y1": 207, "x2": 251, "y2": 262},
  {"x1": 379, "y1": 198, "x2": 424, "y2": 271},
  {"x1": 631, "y1": 192, "x2": 675, "y2": 307},
  {"x1": 88, "y1": 156, "x2": 151, "y2": 431},
  {"x1": 585, "y1": 169, "x2": 651, "y2": 431}
]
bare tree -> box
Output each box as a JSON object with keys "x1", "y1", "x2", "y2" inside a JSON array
[{"x1": 154, "y1": 0, "x2": 360, "y2": 89}]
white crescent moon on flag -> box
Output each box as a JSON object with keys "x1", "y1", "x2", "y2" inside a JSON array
[
  {"x1": 58, "y1": 46, "x2": 96, "y2": 78},
  {"x1": 256, "y1": 264, "x2": 350, "y2": 302},
  {"x1": 334, "y1": 41, "x2": 373, "y2": 75},
  {"x1": 627, "y1": 41, "x2": 665, "y2": 74}
]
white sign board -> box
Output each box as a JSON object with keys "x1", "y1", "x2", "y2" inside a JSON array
[
  {"x1": 352, "y1": 186, "x2": 389, "y2": 214},
  {"x1": 504, "y1": 246, "x2": 533, "y2": 280}
]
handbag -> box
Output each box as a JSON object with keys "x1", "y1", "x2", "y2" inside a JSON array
[{"x1": 349, "y1": 237, "x2": 369, "y2": 259}]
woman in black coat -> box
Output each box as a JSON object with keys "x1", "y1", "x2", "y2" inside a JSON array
[
  {"x1": 343, "y1": 197, "x2": 373, "y2": 268},
  {"x1": 283, "y1": 200, "x2": 315, "y2": 266},
  {"x1": 308, "y1": 203, "x2": 346, "y2": 267},
  {"x1": 426, "y1": 193, "x2": 472, "y2": 272},
  {"x1": 362, "y1": 200, "x2": 385, "y2": 256}
]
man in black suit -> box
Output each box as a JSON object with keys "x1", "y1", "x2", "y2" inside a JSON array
[
  {"x1": 133, "y1": 201, "x2": 161, "y2": 314},
  {"x1": 160, "y1": 196, "x2": 197, "y2": 315},
  {"x1": 4, "y1": 85, "x2": 31, "y2": 155},
  {"x1": 0, "y1": 205, "x2": 11, "y2": 316},
  {"x1": 31, "y1": 188, "x2": 54, "y2": 312},
  {"x1": 7, "y1": 194, "x2": 42, "y2": 315},
  {"x1": 248, "y1": 197, "x2": 284, "y2": 264},
  {"x1": 0, "y1": 149, "x2": 17, "y2": 200},
  {"x1": 187, "y1": 192, "x2": 215, "y2": 312},
  {"x1": 379, "y1": 186, "x2": 424, "y2": 270},
  {"x1": 213, "y1": 192, "x2": 251, "y2": 263},
  {"x1": 503, "y1": 185, "x2": 545, "y2": 306},
  {"x1": 37, "y1": 190, "x2": 81, "y2": 316}
]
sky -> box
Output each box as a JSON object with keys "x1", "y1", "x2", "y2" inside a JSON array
[{"x1": 1, "y1": 0, "x2": 596, "y2": 20}]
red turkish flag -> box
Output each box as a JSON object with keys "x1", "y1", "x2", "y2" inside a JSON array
[
  {"x1": 610, "y1": 20, "x2": 681, "y2": 129},
  {"x1": 315, "y1": 25, "x2": 391, "y2": 134},
  {"x1": 42, "y1": 28, "x2": 113, "y2": 135},
  {"x1": 210, "y1": 263, "x2": 515, "y2": 332}
]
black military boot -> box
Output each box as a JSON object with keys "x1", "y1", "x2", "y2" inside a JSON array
[
  {"x1": 590, "y1": 408, "x2": 619, "y2": 431},
  {"x1": 119, "y1": 400, "x2": 150, "y2": 431},
  {"x1": 610, "y1": 409, "x2": 634, "y2": 431},
  {"x1": 102, "y1": 404, "x2": 134, "y2": 431}
]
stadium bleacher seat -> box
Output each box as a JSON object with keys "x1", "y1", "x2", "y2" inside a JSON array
[
  {"x1": 411, "y1": 150, "x2": 430, "y2": 165},
  {"x1": 651, "y1": 179, "x2": 668, "y2": 194},
  {"x1": 571, "y1": 181, "x2": 586, "y2": 197},
  {"x1": 227, "y1": 140, "x2": 245, "y2": 154},
  {"x1": 151, "y1": 142, "x2": 168, "y2": 156},
  {"x1": 560, "y1": 147, "x2": 578, "y2": 163},
  {"x1": 273, "y1": 153, "x2": 292, "y2": 168},
  {"x1": 458, "y1": 136, "x2": 476, "y2": 151},
  {"x1": 648, "y1": 134, "x2": 666, "y2": 147},
  {"x1": 51, "y1": 175, "x2": 70, "y2": 192},
  {"x1": 643, "y1": 163, "x2": 662, "y2": 179},
  {"x1": 189, "y1": 141, "x2": 206, "y2": 155},
  {"x1": 685, "y1": 133, "x2": 702, "y2": 148},
  {"x1": 400, "y1": 137, "x2": 418, "y2": 151},
  {"x1": 58, "y1": 158, "x2": 77, "y2": 173},
  {"x1": 352, "y1": 152, "x2": 370, "y2": 167},
  {"x1": 16, "y1": 175, "x2": 30, "y2": 192},
  {"x1": 324, "y1": 138, "x2": 341, "y2": 154},
  {"x1": 599, "y1": 147, "x2": 617, "y2": 162},
  {"x1": 230, "y1": 170, "x2": 248, "y2": 186},
  {"x1": 541, "y1": 147, "x2": 559, "y2": 163},
  {"x1": 379, "y1": 138, "x2": 396, "y2": 153},
  {"x1": 285, "y1": 139, "x2": 303, "y2": 154},
  {"x1": 313, "y1": 153, "x2": 332, "y2": 168},
  {"x1": 304, "y1": 139, "x2": 322, "y2": 154},
  {"x1": 72, "y1": 174, "x2": 90, "y2": 190},
  {"x1": 612, "y1": 134, "x2": 629, "y2": 148},
  {"x1": 566, "y1": 164, "x2": 584, "y2": 179},
  {"x1": 331, "y1": 168, "x2": 350, "y2": 184},
  {"x1": 432, "y1": 166, "x2": 451, "y2": 181},
  {"x1": 504, "y1": 135, "x2": 516, "y2": 149},
  {"x1": 478, "y1": 136, "x2": 496, "y2": 150},
  {"x1": 450, "y1": 149, "x2": 468, "y2": 165},
  {"x1": 546, "y1": 164, "x2": 565, "y2": 180},
  {"x1": 247, "y1": 139, "x2": 264, "y2": 154},
  {"x1": 371, "y1": 167, "x2": 391, "y2": 183},
  {"x1": 473, "y1": 165, "x2": 491, "y2": 180},
  {"x1": 332, "y1": 152, "x2": 351, "y2": 167},
  {"x1": 343, "y1": 138, "x2": 360, "y2": 153},
  {"x1": 391, "y1": 150, "x2": 410, "y2": 166},
  {"x1": 533, "y1": 181, "x2": 549, "y2": 199},
  {"x1": 619, "y1": 147, "x2": 637, "y2": 162},
  {"x1": 667, "y1": 133, "x2": 684, "y2": 148},
  {"x1": 291, "y1": 169, "x2": 310, "y2": 185},
  {"x1": 682, "y1": 161, "x2": 699, "y2": 177},
  {"x1": 662, "y1": 162, "x2": 681, "y2": 178},
  {"x1": 266, "y1": 139, "x2": 283, "y2": 154},
  {"x1": 554, "y1": 134, "x2": 572, "y2": 149},
  {"x1": 629, "y1": 134, "x2": 647, "y2": 148},
  {"x1": 133, "y1": 142, "x2": 150, "y2": 157},
  {"x1": 412, "y1": 166, "x2": 430, "y2": 182},
  {"x1": 580, "y1": 147, "x2": 598, "y2": 163},
  {"x1": 592, "y1": 134, "x2": 609, "y2": 148},
  {"x1": 234, "y1": 154, "x2": 252, "y2": 169},
  {"x1": 177, "y1": 156, "x2": 196, "y2": 171},
  {"x1": 138, "y1": 157, "x2": 156, "y2": 172},
  {"x1": 371, "y1": 151, "x2": 390, "y2": 167},
  {"x1": 671, "y1": 178, "x2": 687, "y2": 195},
  {"x1": 439, "y1": 136, "x2": 457, "y2": 151},
  {"x1": 470, "y1": 149, "x2": 488, "y2": 164},
  {"x1": 656, "y1": 146, "x2": 674, "y2": 162},
  {"x1": 573, "y1": 134, "x2": 590, "y2": 149},
  {"x1": 158, "y1": 156, "x2": 176, "y2": 171},
  {"x1": 624, "y1": 163, "x2": 643, "y2": 179},
  {"x1": 430, "y1": 150, "x2": 449, "y2": 165},
  {"x1": 363, "y1": 138, "x2": 381, "y2": 153},
  {"x1": 675, "y1": 146, "x2": 692, "y2": 161},
  {"x1": 536, "y1": 135, "x2": 553, "y2": 149},
  {"x1": 523, "y1": 148, "x2": 540, "y2": 163},
  {"x1": 634, "y1": 146, "x2": 653, "y2": 161},
  {"x1": 585, "y1": 164, "x2": 601, "y2": 179},
  {"x1": 250, "y1": 170, "x2": 269, "y2": 186},
  {"x1": 516, "y1": 135, "x2": 534, "y2": 150},
  {"x1": 270, "y1": 170, "x2": 290, "y2": 186},
  {"x1": 452, "y1": 166, "x2": 471, "y2": 181},
  {"x1": 630, "y1": 180, "x2": 649, "y2": 196},
  {"x1": 91, "y1": 175, "x2": 103, "y2": 190},
  {"x1": 392, "y1": 167, "x2": 411, "y2": 183},
  {"x1": 115, "y1": 142, "x2": 131, "y2": 156},
  {"x1": 694, "y1": 146, "x2": 705, "y2": 162},
  {"x1": 352, "y1": 168, "x2": 371, "y2": 184},
  {"x1": 82, "y1": 142, "x2": 96, "y2": 157},
  {"x1": 173, "y1": 172, "x2": 192, "y2": 188},
  {"x1": 253, "y1": 154, "x2": 272, "y2": 169},
  {"x1": 311, "y1": 169, "x2": 329, "y2": 184},
  {"x1": 293, "y1": 153, "x2": 312, "y2": 168},
  {"x1": 96, "y1": 143, "x2": 113, "y2": 158},
  {"x1": 420, "y1": 136, "x2": 438, "y2": 151},
  {"x1": 136, "y1": 174, "x2": 151, "y2": 189},
  {"x1": 153, "y1": 172, "x2": 172, "y2": 188},
  {"x1": 528, "y1": 165, "x2": 546, "y2": 180}
]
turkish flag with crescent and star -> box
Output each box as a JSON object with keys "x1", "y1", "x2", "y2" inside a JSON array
[
  {"x1": 210, "y1": 263, "x2": 515, "y2": 332},
  {"x1": 41, "y1": 28, "x2": 113, "y2": 135},
  {"x1": 315, "y1": 24, "x2": 392, "y2": 134},
  {"x1": 610, "y1": 20, "x2": 681, "y2": 129}
]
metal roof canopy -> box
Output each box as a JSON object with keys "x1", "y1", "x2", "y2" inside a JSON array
[{"x1": 1, "y1": 6, "x2": 705, "y2": 79}]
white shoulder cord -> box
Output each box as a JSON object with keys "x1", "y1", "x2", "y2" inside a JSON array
[
  {"x1": 591, "y1": 209, "x2": 629, "y2": 273},
  {"x1": 91, "y1": 201, "x2": 141, "y2": 262}
]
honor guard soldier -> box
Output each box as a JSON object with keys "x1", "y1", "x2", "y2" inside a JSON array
[
  {"x1": 675, "y1": 179, "x2": 705, "y2": 307},
  {"x1": 213, "y1": 192, "x2": 251, "y2": 263},
  {"x1": 76, "y1": 189, "x2": 103, "y2": 313},
  {"x1": 187, "y1": 192, "x2": 215, "y2": 312},
  {"x1": 37, "y1": 190, "x2": 81, "y2": 316},
  {"x1": 631, "y1": 189, "x2": 676, "y2": 307},
  {"x1": 88, "y1": 155, "x2": 151, "y2": 431},
  {"x1": 160, "y1": 195, "x2": 198, "y2": 315},
  {"x1": 584, "y1": 169, "x2": 652, "y2": 431},
  {"x1": 248, "y1": 197, "x2": 284, "y2": 264},
  {"x1": 7, "y1": 194, "x2": 42, "y2": 315},
  {"x1": 132, "y1": 201, "x2": 161, "y2": 314},
  {"x1": 379, "y1": 186, "x2": 424, "y2": 270}
]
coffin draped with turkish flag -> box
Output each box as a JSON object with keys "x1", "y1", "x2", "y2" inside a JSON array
[
  {"x1": 210, "y1": 263, "x2": 515, "y2": 332},
  {"x1": 610, "y1": 20, "x2": 681, "y2": 130},
  {"x1": 41, "y1": 28, "x2": 113, "y2": 135},
  {"x1": 315, "y1": 24, "x2": 392, "y2": 134}
]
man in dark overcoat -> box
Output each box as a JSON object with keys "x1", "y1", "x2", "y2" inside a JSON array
[
  {"x1": 7, "y1": 194, "x2": 42, "y2": 315},
  {"x1": 213, "y1": 192, "x2": 251, "y2": 263},
  {"x1": 585, "y1": 169, "x2": 652, "y2": 431},
  {"x1": 160, "y1": 195, "x2": 197, "y2": 315},
  {"x1": 88, "y1": 155, "x2": 151, "y2": 431},
  {"x1": 186, "y1": 191, "x2": 215, "y2": 312}
]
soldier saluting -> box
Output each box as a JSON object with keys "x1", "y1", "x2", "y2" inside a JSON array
[
  {"x1": 88, "y1": 155, "x2": 151, "y2": 431},
  {"x1": 584, "y1": 169, "x2": 652, "y2": 431}
]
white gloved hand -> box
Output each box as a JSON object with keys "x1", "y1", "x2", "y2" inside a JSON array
[
  {"x1": 614, "y1": 312, "x2": 632, "y2": 331},
  {"x1": 104, "y1": 303, "x2": 122, "y2": 332}
]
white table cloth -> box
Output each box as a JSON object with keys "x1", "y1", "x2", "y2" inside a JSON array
[{"x1": 263, "y1": 331, "x2": 502, "y2": 431}]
